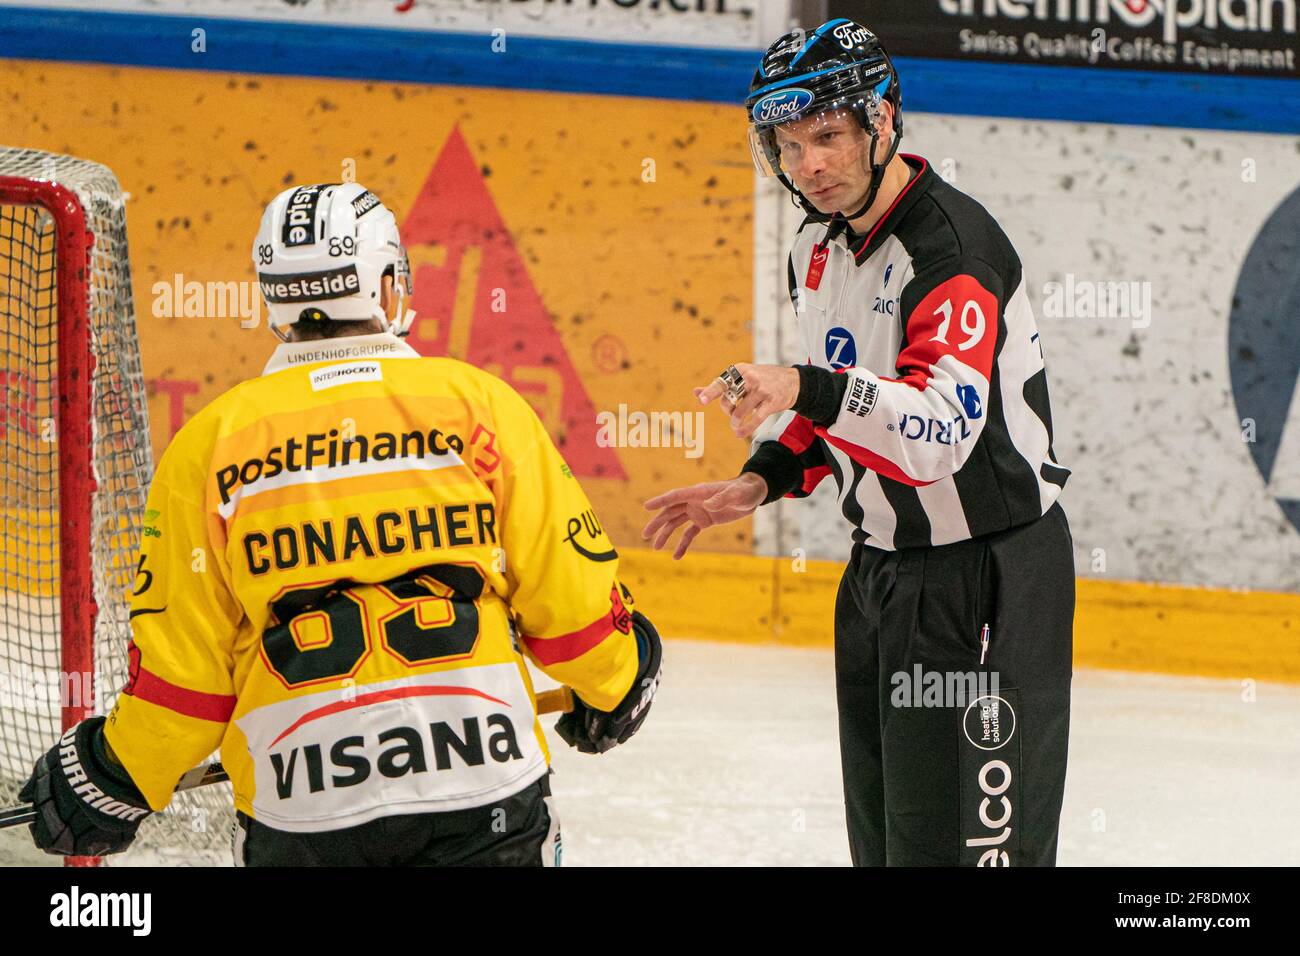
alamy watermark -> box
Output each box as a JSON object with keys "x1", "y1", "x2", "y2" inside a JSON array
[
  {"x1": 1041, "y1": 274, "x2": 1152, "y2": 328},
  {"x1": 890, "y1": 665, "x2": 1001, "y2": 708},
  {"x1": 0, "y1": 666, "x2": 93, "y2": 716},
  {"x1": 595, "y1": 404, "x2": 704, "y2": 459},
  {"x1": 49, "y1": 886, "x2": 151, "y2": 936},
  {"x1": 151, "y1": 274, "x2": 262, "y2": 329}
]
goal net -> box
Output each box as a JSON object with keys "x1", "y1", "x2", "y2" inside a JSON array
[{"x1": 0, "y1": 147, "x2": 231, "y2": 865}]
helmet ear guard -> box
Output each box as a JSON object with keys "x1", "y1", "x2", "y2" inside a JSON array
[{"x1": 384, "y1": 250, "x2": 416, "y2": 338}]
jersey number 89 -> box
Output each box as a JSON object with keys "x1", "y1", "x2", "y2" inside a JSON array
[{"x1": 260, "y1": 564, "x2": 483, "y2": 688}]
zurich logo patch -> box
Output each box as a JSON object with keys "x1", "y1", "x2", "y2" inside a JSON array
[
  {"x1": 825, "y1": 327, "x2": 857, "y2": 370},
  {"x1": 883, "y1": 263, "x2": 894, "y2": 288},
  {"x1": 956, "y1": 384, "x2": 983, "y2": 420},
  {"x1": 752, "y1": 87, "x2": 815, "y2": 125}
]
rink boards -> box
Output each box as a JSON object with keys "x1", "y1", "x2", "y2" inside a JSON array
[{"x1": 0, "y1": 24, "x2": 1296, "y2": 686}]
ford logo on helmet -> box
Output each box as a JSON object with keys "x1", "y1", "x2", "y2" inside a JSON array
[{"x1": 751, "y1": 87, "x2": 815, "y2": 125}]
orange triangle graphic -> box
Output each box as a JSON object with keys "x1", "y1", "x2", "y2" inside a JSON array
[{"x1": 400, "y1": 126, "x2": 626, "y2": 480}]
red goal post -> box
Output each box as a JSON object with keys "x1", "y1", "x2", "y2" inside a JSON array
[
  {"x1": 0, "y1": 147, "x2": 230, "y2": 865},
  {"x1": 0, "y1": 161, "x2": 98, "y2": 741}
]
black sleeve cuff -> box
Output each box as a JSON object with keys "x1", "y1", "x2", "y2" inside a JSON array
[
  {"x1": 85, "y1": 716, "x2": 150, "y2": 806},
  {"x1": 791, "y1": 365, "x2": 849, "y2": 428},
  {"x1": 739, "y1": 441, "x2": 803, "y2": 505}
]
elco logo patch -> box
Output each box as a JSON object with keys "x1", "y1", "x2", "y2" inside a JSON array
[{"x1": 959, "y1": 691, "x2": 1020, "y2": 866}]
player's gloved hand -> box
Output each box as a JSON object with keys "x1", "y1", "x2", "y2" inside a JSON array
[
  {"x1": 19, "y1": 716, "x2": 153, "y2": 857},
  {"x1": 556, "y1": 610, "x2": 662, "y2": 755}
]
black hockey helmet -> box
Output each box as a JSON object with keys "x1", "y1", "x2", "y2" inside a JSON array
[{"x1": 745, "y1": 19, "x2": 903, "y2": 224}]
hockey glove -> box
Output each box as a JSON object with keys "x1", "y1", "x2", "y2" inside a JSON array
[
  {"x1": 19, "y1": 716, "x2": 152, "y2": 857},
  {"x1": 556, "y1": 610, "x2": 662, "y2": 754}
]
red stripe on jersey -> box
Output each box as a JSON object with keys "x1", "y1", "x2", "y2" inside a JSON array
[
  {"x1": 896, "y1": 275, "x2": 999, "y2": 389},
  {"x1": 522, "y1": 618, "x2": 614, "y2": 666},
  {"x1": 123, "y1": 643, "x2": 236, "y2": 723},
  {"x1": 796, "y1": 464, "x2": 832, "y2": 495},
  {"x1": 778, "y1": 413, "x2": 820, "y2": 455},
  {"x1": 816, "y1": 428, "x2": 936, "y2": 488},
  {"x1": 854, "y1": 156, "x2": 929, "y2": 262},
  {"x1": 270, "y1": 685, "x2": 510, "y2": 747}
]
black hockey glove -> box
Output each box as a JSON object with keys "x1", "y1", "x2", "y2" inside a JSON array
[
  {"x1": 19, "y1": 716, "x2": 152, "y2": 857},
  {"x1": 556, "y1": 610, "x2": 662, "y2": 755}
]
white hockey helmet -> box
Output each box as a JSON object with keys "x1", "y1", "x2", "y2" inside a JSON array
[{"x1": 252, "y1": 182, "x2": 414, "y2": 339}]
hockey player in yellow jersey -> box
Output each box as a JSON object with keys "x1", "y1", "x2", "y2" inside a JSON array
[{"x1": 19, "y1": 182, "x2": 662, "y2": 865}]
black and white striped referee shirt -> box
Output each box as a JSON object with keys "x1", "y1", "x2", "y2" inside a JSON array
[{"x1": 742, "y1": 154, "x2": 1069, "y2": 551}]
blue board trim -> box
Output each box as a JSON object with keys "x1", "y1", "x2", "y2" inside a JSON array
[{"x1": 0, "y1": 6, "x2": 1296, "y2": 133}]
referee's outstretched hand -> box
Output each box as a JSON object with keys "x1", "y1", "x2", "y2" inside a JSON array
[{"x1": 641, "y1": 474, "x2": 768, "y2": 560}]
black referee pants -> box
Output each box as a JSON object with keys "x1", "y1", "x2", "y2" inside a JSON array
[{"x1": 834, "y1": 502, "x2": 1074, "y2": 866}]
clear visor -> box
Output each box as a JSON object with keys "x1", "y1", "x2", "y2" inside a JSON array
[{"x1": 747, "y1": 104, "x2": 874, "y2": 180}]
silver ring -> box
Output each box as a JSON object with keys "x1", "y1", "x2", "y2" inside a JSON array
[{"x1": 718, "y1": 365, "x2": 746, "y2": 403}]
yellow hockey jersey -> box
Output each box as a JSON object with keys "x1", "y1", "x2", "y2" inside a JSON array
[{"x1": 105, "y1": 332, "x2": 639, "y2": 832}]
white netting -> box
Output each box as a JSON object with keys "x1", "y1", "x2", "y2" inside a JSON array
[{"x1": 0, "y1": 147, "x2": 231, "y2": 865}]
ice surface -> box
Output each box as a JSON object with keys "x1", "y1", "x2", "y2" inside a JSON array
[
  {"x1": 545, "y1": 641, "x2": 1300, "y2": 867},
  {"x1": 3, "y1": 639, "x2": 1296, "y2": 866}
]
